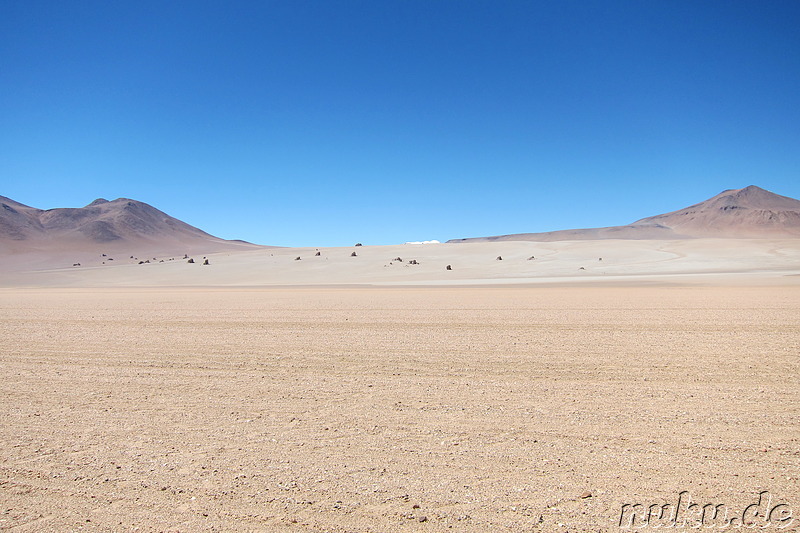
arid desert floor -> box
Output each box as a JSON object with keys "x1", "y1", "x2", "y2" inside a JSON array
[
  {"x1": 3, "y1": 238, "x2": 800, "y2": 288},
  {"x1": 1, "y1": 285, "x2": 798, "y2": 531}
]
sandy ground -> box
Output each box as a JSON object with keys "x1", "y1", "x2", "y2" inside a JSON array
[
  {"x1": 2, "y1": 238, "x2": 800, "y2": 288},
  {"x1": 1, "y1": 286, "x2": 799, "y2": 531}
]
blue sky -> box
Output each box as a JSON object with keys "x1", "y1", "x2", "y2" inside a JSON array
[{"x1": 2, "y1": 1, "x2": 799, "y2": 246}]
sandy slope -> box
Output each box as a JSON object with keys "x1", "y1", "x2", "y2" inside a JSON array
[
  {"x1": 1, "y1": 286, "x2": 798, "y2": 531},
  {"x1": 2, "y1": 238, "x2": 800, "y2": 288}
]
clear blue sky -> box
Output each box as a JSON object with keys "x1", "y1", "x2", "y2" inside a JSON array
[{"x1": 2, "y1": 1, "x2": 798, "y2": 246}]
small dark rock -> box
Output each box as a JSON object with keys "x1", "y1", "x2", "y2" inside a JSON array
[
  {"x1": 351, "y1": 252, "x2": 357, "y2": 257},
  {"x1": 496, "y1": 256, "x2": 502, "y2": 261},
  {"x1": 418, "y1": 515, "x2": 427, "y2": 522},
  {"x1": 446, "y1": 265, "x2": 452, "y2": 270},
  {"x1": 187, "y1": 258, "x2": 194, "y2": 263}
]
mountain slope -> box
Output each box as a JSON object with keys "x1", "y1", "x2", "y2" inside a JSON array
[
  {"x1": 448, "y1": 186, "x2": 800, "y2": 243},
  {"x1": 0, "y1": 196, "x2": 262, "y2": 257},
  {"x1": 633, "y1": 186, "x2": 800, "y2": 238}
]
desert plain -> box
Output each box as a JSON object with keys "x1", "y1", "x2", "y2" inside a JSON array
[{"x1": 1, "y1": 236, "x2": 799, "y2": 532}]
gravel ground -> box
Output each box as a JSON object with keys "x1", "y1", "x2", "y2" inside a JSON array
[{"x1": 1, "y1": 286, "x2": 798, "y2": 532}]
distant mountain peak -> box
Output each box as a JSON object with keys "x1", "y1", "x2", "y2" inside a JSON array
[
  {"x1": 449, "y1": 185, "x2": 800, "y2": 243},
  {"x1": 1, "y1": 194, "x2": 264, "y2": 254},
  {"x1": 648, "y1": 185, "x2": 800, "y2": 216},
  {"x1": 741, "y1": 184, "x2": 764, "y2": 192}
]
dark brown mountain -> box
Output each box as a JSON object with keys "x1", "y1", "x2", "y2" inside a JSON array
[{"x1": 448, "y1": 186, "x2": 800, "y2": 243}]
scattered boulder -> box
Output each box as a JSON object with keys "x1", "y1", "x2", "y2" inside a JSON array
[
  {"x1": 579, "y1": 266, "x2": 585, "y2": 270},
  {"x1": 355, "y1": 243, "x2": 363, "y2": 247},
  {"x1": 295, "y1": 256, "x2": 301, "y2": 261},
  {"x1": 393, "y1": 257, "x2": 403, "y2": 262},
  {"x1": 446, "y1": 265, "x2": 452, "y2": 270},
  {"x1": 138, "y1": 261, "x2": 145, "y2": 265},
  {"x1": 351, "y1": 252, "x2": 357, "y2": 257},
  {"x1": 580, "y1": 491, "x2": 593, "y2": 499},
  {"x1": 203, "y1": 258, "x2": 210, "y2": 265},
  {"x1": 496, "y1": 256, "x2": 503, "y2": 261},
  {"x1": 187, "y1": 258, "x2": 195, "y2": 263},
  {"x1": 409, "y1": 259, "x2": 419, "y2": 265},
  {"x1": 528, "y1": 256, "x2": 535, "y2": 260},
  {"x1": 72, "y1": 263, "x2": 80, "y2": 267},
  {"x1": 183, "y1": 254, "x2": 189, "y2": 259},
  {"x1": 315, "y1": 251, "x2": 321, "y2": 256},
  {"x1": 598, "y1": 257, "x2": 603, "y2": 261}
]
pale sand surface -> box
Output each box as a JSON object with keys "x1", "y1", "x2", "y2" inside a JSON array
[
  {"x1": 1, "y1": 286, "x2": 798, "y2": 531},
  {"x1": 3, "y1": 238, "x2": 800, "y2": 288}
]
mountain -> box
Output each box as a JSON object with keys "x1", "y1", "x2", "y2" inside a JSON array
[
  {"x1": 632, "y1": 185, "x2": 800, "y2": 238},
  {"x1": 448, "y1": 186, "x2": 800, "y2": 243},
  {"x1": 0, "y1": 196, "x2": 262, "y2": 256}
]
